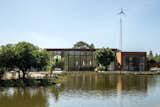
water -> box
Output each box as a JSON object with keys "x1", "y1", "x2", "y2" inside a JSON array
[{"x1": 0, "y1": 72, "x2": 160, "y2": 107}]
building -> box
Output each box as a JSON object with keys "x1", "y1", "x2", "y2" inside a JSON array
[
  {"x1": 47, "y1": 48, "x2": 96, "y2": 71},
  {"x1": 116, "y1": 51, "x2": 146, "y2": 71},
  {"x1": 46, "y1": 48, "x2": 146, "y2": 71}
]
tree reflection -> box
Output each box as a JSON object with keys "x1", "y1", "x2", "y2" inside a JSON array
[
  {"x1": 49, "y1": 84, "x2": 65, "y2": 102},
  {"x1": 0, "y1": 88, "x2": 48, "y2": 107}
]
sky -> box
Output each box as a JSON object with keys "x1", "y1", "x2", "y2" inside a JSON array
[{"x1": 0, "y1": 0, "x2": 160, "y2": 53}]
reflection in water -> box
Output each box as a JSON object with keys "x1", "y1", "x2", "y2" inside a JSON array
[
  {"x1": 63, "y1": 72, "x2": 148, "y2": 93},
  {"x1": 50, "y1": 84, "x2": 64, "y2": 102},
  {"x1": 0, "y1": 72, "x2": 160, "y2": 107},
  {"x1": 117, "y1": 75, "x2": 122, "y2": 95},
  {"x1": 0, "y1": 88, "x2": 48, "y2": 107}
]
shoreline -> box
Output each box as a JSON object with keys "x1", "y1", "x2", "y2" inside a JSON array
[
  {"x1": 1, "y1": 71, "x2": 160, "y2": 87},
  {"x1": 97, "y1": 71, "x2": 160, "y2": 75},
  {"x1": 62, "y1": 71, "x2": 160, "y2": 75},
  {"x1": 0, "y1": 73, "x2": 67, "y2": 87}
]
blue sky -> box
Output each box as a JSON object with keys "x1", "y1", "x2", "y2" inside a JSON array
[{"x1": 0, "y1": 0, "x2": 160, "y2": 53}]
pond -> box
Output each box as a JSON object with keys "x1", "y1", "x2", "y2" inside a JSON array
[{"x1": 0, "y1": 72, "x2": 160, "y2": 107}]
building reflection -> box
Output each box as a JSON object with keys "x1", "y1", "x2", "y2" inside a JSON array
[
  {"x1": 0, "y1": 73, "x2": 153, "y2": 106},
  {"x1": 117, "y1": 75, "x2": 122, "y2": 96},
  {"x1": 62, "y1": 72, "x2": 148, "y2": 95}
]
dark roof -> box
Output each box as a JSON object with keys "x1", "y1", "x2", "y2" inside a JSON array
[
  {"x1": 116, "y1": 51, "x2": 146, "y2": 55},
  {"x1": 46, "y1": 48, "x2": 118, "y2": 52},
  {"x1": 121, "y1": 51, "x2": 146, "y2": 55}
]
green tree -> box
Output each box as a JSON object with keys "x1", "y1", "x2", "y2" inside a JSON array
[
  {"x1": 54, "y1": 57, "x2": 64, "y2": 69},
  {"x1": 95, "y1": 48, "x2": 115, "y2": 70},
  {"x1": 73, "y1": 41, "x2": 95, "y2": 49},
  {"x1": 0, "y1": 42, "x2": 49, "y2": 79},
  {"x1": 33, "y1": 49, "x2": 49, "y2": 71},
  {"x1": 0, "y1": 44, "x2": 16, "y2": 79},
  {"x1": 15, "y1": 41, "x2": 49, "y2": 79},
  {"x1": 148, "y1": 50, "x2": 154, "y2": 60},
  {"x1": 47, "y1": 56, "x2": 55, "y2": 75},
  {"x1": 14, "y1": 42, "x2": 38, "y2": 79},
  {"x1": 147, "y1": 51, "x2": 160, "y2": 68},
  {"x1": 0, "y1": 68, "x2": 5, "y2": 80},
  {"x1": 89, "y1": 43, "x2": 95, "y2": 49}
]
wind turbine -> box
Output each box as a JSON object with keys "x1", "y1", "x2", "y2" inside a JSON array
[{"x1": 118, "y1": 8, "x2": 126, "y2": 51}]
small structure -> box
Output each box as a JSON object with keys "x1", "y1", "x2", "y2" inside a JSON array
[
  {"x1": 116, "y1": 51, "x2": 146, "y2": 71},
  {"x1": 3, "y1": 71, "x2": 19, "y2": 79}
]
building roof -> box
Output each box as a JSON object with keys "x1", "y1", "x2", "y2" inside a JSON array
[
  {"x1": 120, "y1": 51, "x2": 146, "y2": 54},
  {"x1": 45, "y1": 48, "x2": 118, "y2": 52}
]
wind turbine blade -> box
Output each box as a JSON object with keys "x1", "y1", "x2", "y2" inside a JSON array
[{"x1": 118, "y1": 8, "x2": 126, "y2": 16}]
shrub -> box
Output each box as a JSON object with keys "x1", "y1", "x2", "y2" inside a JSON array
[
  {"x1": 0, "y1": 80, "x2": 14, "y2": 87},
  {"x1": 0, "y1": 78, "x2": 53, "y2": 87},
  {"x1": 24, "y1": 79, "x2": 39, "y2": 86},
  {"x1": 95, "y1": 66, "x2": 106, "y2": 71},
  {"x1": 40, "y1": 79, "x2": 51, "y2": 86},
  {"x1": 13, "y1": 79, "x2": 25, "y2": 87}
]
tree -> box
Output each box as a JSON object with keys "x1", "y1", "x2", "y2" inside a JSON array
[
  {"x1": 47, "y1": 56, "x2": 55, "y2": 75},
  {"x1": 33, "y1": 49, "x2": 49, "y2": 71},
  {"x1": 0, "y1": 41, "x2": 49, "y2": 79},
  {"x1": 148, "y1": 50, "x2": 154, "y2": 60},
  {"x1": 0, "y1": 44, "x2": 16, "y2": 79},
  {"x1": 89, "y1": 43, "x2": 95, "y2": 49},
  {"x1": 14, "y1": 42, "x2": 38, "y2": 79},
  {"x1": 154, "y1": 53, "x2": 160, "y2": 64},
  {"x1": 0, "y1": 68, "x2": 5, "y2": 80},
  {"x1": 147, "y1": 51, "x2": 160, "y2": 68},
  {"x1": 48, "y1": 56, "x2": 64, "y2": 71},
  {"x1": 14, "y1": 41, "x2": 49, "y2": 79},
  {"x1": 54, "y1": 57, "x2": 64, "y2": 69},
  {"x1": 73, "y1": 41, "x2": 95, "y2": 49},
  {"x1": 95, "y1": 48, "x2": 115, "y2": 70}
]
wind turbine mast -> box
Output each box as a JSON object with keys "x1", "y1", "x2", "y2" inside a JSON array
[{"x1": 118, "y1": 8, "x2": 126, "y2": 51}]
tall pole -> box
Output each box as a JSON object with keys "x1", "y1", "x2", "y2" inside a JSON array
[
  {"x1": 118, "y1": 8, "x2": 125, "y2": 51},
  {"x1": 120, "y1": 17, "x2": 123, "y2": 51},
  {"x1": 118, "y1": 8, "x2": 125, "y2": 72}
]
